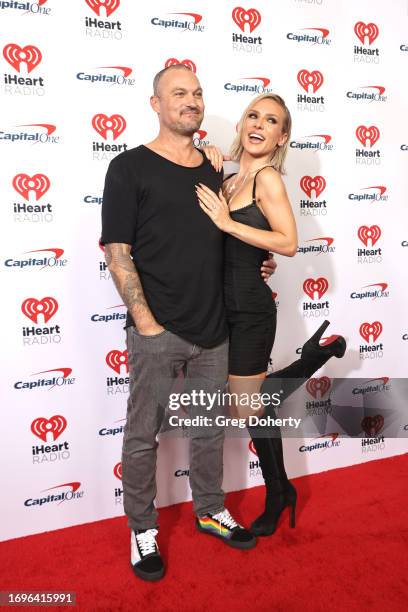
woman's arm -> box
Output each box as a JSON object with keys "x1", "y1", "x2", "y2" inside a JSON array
[{"x1": 195, "y1": 168, "x2": 298, "y2": 257}]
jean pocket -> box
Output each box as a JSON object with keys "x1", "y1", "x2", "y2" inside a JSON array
[{"x1": 131, "y1": 327, "x2": 168, "y2": 339}]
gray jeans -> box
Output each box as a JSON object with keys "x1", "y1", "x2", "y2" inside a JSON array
[{"x1": 122, "y1": 326, "x2": 229, "y2": 531}]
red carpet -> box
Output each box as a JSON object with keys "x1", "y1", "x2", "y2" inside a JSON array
[{"x1": 1, "y1": 454, "x2": 407, "y2": 611}]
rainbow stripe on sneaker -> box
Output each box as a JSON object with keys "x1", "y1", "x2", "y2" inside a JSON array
[{"x1": 198, "y1": 517, "x2": 232, "y2": 539}]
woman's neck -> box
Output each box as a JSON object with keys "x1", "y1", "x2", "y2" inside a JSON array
[{"x1": 238, "y1": 151, "x2": 271, "y2": 176}]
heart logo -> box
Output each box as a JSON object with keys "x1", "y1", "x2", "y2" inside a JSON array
[
  {"x1": 92, "y1": 114, "x2": 126, "y2": 140},
  {"x1": 356, "y1": 125, "x2": 380, "y2": 147},
  {"x1": 361, "y1": 415, "x2": 384, "y2": 436},
  {"x1": 13, "y1": 173, "x2": 50, "y2": 201},
  {"x1": 306, "y1": 377, "x2": 331, "y2": 399},
  {"x1": 300, "y1": 175, "x2": 326, "y2": 198},
  {"x1": 232, "y1": 7, "x2": 261, "y2": 33},
  {"x1": 31, "y1": 415, "x2": 67, "y2": 442},
  {"x1": 354, "y1": 22, "x2": 379, "y2": 45},
  {"x1": 85, "y1": 0, "x2": 120, "y2": 18},
  {"x1": 21, "y1": 297, "x2": 58, "y2": 324},
  {"x1": 249, "y1": 440, "x2": 257, "y2": 456},
  {"x1": 303, "y1": 278, "x2": 329, "y2": 300},
  {"x1": 3, "y1": 43, "x2": 42, "y2": 73},
  {"x1": 297, "y1": 69, "x2": 324, "y2": 93},
  {"x1": 165, "y1": 58, "x2": 197, "y2": 73},
  {"x1": 359, "y1": 321, "x2": 383, "y2": 343},
  {"x1": 113, "y1": 461, "x2": 122, "y2": 479},
  {"x1": 357, "y1": 225, "x2": 381, "y2": 246},
  {"x1": 106, "y1": 350, "x2": 128, "y2": 374}
]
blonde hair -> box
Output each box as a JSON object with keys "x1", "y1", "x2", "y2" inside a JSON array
[{"x1": 230, "y1": 93, "x2": 292, "y2": 174}]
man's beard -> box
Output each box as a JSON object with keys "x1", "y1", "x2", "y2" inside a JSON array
[{"x1": 172, "y1": 111, "x2": 203, "y2": 136}]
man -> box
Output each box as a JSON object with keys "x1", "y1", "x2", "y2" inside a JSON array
[{"x1": 101, "y1": 64, "x2": 274, "y2": 582}]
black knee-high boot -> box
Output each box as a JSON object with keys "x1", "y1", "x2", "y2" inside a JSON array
[
  {"x1": 246, "y1": 321, "x2": 346, "y2": 536},
  {"x1": 247, "y1": 426, "x2": 297, "y2": 536},
  {"x1": 262, "y1": 320, "x2": 346, "y2": 402}
]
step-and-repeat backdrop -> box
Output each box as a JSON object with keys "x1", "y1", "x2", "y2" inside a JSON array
[{"x1": 1, "y1": 0, "x2": 408, "y2": 541}]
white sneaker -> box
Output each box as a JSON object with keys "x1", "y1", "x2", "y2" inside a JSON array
[{"x1": 130, "y1": 529, "x2": 165, "y2": 581}]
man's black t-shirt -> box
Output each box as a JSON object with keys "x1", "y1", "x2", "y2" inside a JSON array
[{"x1": 101, "y1": 145, "x2": 228, "y2": 348}]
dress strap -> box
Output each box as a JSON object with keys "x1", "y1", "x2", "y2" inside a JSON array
[
  {"x1": 223, "y1": 173, "x2": 237, "y2": 183},
  {"x1": 251, "y1": 165, "x2": 273, "y2": 203}
]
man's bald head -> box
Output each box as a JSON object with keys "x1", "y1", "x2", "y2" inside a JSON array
[{"x1": 153, "y1": 64, "x2": 195, "y2": 96}]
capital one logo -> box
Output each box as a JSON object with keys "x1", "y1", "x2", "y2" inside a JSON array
[
  {"x1": 354, "y1": 22, "x2": 379, "y2": 45},
  {"x1": 13, "y1": 174, "x2": 50, "y2": 201},
  {"x1": 300, "y1": 175, "x2": 326, "y2": 198},
  {"x1": 358, "y1": 225, "x2": 381, "y2": 246},
  {"x1": 22, "y1": 297, "x2": 58, "y2": 324},
  {"x1": 92, "y1": 114, "x2": 126, "y2": 140},
  {"x1": 306, "y1": 376, "x2": 331, "y2": 399},
  {"x1": 232, "y1": 7, "x2": 261, "y2": 33},
  {"x1": 106, "y1": 350, "x2": 128, "y2": 374},
  {"x1": 361, "y1": 415, "x2": 384, "y2": 436},
  {"x1": 3, "y1": 44, "x2": 42, "y2": 73},
  {"x1": 165, "y1": 58, "x2": 196, "y2": 73},
  {"x1": 303, "y1": 278, "x2": 328, "y2": 300},
  {"x1": 356, "y1": 125, "x2": 380, "y2": 147},
  {"x1": 360, "y1": 321, "x2": 383, "y2": 343},
  {"x1": 297, "y1": 69, "x2": 324, "y2": 93},
  {"x1": 113, "y1": 461, "x2": 122, "y2": 479},
  {"x1": 31, "y1": 415, "x2": 67, "y2": 442},
  {"x1": 85, "y1": 0, "x2": 120, "y2": 17}
]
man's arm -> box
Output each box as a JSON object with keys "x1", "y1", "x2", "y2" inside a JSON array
[{"x1": 105, "y1": 243, "x2": 163, "y2": 335}]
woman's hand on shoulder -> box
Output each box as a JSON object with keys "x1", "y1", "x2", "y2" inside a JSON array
[{"x1": 201, "y1": 145, "x2": 230, "y2": 173}]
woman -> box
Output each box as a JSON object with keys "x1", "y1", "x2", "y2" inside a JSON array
[{"x1": 197, "y1": 93, "x2": 346, "y2": 536}]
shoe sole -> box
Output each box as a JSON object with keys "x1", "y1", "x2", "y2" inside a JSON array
[
  {"x1": 196, "y1": 522, "x2": 257, "y2": 550},
  {"x1": 131, "y1": 563, "x2": 165, "y2": 582}
]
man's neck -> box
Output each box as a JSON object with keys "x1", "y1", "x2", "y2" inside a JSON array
[{"x1": 146, "y1": 129, "x2": 202, "y2": 167}]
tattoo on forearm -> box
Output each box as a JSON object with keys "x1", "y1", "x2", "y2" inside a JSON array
[{"x1": 105, "y1": 243, "x2": 151, "y2": 319}]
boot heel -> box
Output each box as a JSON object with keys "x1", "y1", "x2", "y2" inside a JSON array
[{"x1": 289, "y1": 503, "x2": 296, "y2": 528}]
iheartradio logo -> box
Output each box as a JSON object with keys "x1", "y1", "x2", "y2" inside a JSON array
[
  {"x1": 195, "y1": 130, "x2": 207, "y2": 140},
  {"x1": 165, "y1": 58, "x2": 196, "y2": 73},
  {"x1": 360, "y1": 321, "x2": 383, "y2": 343},
  {"x1": 21, "y1": 297, "x2": 58, "y2": 324},
  {"x1": 31, "y1": 415, "x2": 67, "y2": 442},
  {"x1": 92, "y1": 114, "x2": 126, "y2": 140},
  {"x1": 354, "y1": 22, "x2": 379, "y2": 45},
  {"x1": 249, "y1": 440, "x2": 257, "y2": 456},
  {"x1": 306, "y1": 377, "x2": 331, "y2": 399},
  {"x1": 232, "y1": 7, "x2": 261, "y2": 33},
  {"x1": 106, "y1": 350, "x2": 128, "y2": 374},
  {"x1": 303, "y1": 278, "x2": 328, "y2": 300},
  {"x1": 361, "y1": 415, "x2": 384, "y2": 436},
  {"x1": 13, "y1": 174, "x2": 50, "y2": 201},
  {"x1": 3, "y1": 44, "x2": 42, "y2": 73},
  {"x1": 297, "y1": 69, "x2": 324, "y2": 93},
  {"x1": 300, "y1": 175, "x2": 326, "y2": 198},
  {"x1": 85, "y1": 0, "x2": 120, "y2": 18},
  {"x1": 358, "y1": 225, "x2": 381, "y2": 247},
  {"x1": 356, "y1": 125, "x2": 380, "y2": 147},
  {"x1": 113, "y1": 461, "x2": 122, "y2": 480}
]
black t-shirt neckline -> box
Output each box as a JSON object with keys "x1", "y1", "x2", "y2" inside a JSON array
[{"x1": 140, "y1": 144, "x2": 206, "y2": 170}]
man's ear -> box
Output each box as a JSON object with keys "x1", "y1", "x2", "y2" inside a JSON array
[{"x1": 150, "y1": 95, "x2": 160, "y2": 114}]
